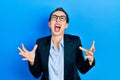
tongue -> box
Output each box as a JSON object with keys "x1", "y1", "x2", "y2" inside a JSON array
[{"x1": 54, "y1": 27, "x2": 60, "y2": 32}]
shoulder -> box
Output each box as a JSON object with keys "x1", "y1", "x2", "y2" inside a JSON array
[
  {"x1": 36, "y1": 35, "x2": 51, "y2": 45},
  {"x1": 64, "y1": 34, "x2": 82, "y2": 47},
  {"x1": 64, "y1": 34, "x2": 81, "y2": 41}
]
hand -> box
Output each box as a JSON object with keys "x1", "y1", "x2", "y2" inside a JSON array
[
  {"x1": 79, "y1": 41, "x2": 95, "y2": 65},
  {"x1": 18, "y1": 43, "x2": 38, "y2": 65}
]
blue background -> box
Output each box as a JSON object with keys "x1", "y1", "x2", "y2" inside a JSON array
[{"x1": 0, "y1": 0, "x2": 120, "y2": 80}]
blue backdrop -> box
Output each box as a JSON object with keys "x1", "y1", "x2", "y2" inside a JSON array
[{"x1": 0, "y1": 0, "x2": 120, "y2": 80}]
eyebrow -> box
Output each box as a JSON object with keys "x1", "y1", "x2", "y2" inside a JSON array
[{"x1": 52, "y1": 14, "x2": 66, "y2": 17}]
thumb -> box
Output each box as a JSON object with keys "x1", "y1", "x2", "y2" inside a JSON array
[{"x1": 32, "y1": 44, "x2": 38, "y2": 52}]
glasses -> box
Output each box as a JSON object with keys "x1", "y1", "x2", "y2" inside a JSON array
[{"x1": 51, "y1": 15, "x2": 66, "y2": 22}]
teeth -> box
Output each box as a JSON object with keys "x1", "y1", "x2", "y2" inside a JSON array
[
  {"x1": 55, "y1": 25, "x2": 60, "y2": 28},
  {"x1": 54, "y1": 23, "x2": 61, "y2": 30},
  {"x1": 56, "y1": 25, "x2": 60, "y2": 27},
  {"x1": 55, "y1": 23, "x2": 60, "y2": 26}
]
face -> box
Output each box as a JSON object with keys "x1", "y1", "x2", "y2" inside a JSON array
[{"x1": 48, "y1": 11, "x2": 68, "y2": 36}]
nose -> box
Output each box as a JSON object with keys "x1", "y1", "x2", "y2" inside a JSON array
[{"x1": 56, "y1": 17, "x2": 60, "y2": 22}]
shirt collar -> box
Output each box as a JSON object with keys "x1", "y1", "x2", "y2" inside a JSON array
[
  {"x1": 51, "y1": 37, "x2": 64, "y2": 48},
  {"x1": 60, "y1": 37, "x2": 64, "y2": 47}
]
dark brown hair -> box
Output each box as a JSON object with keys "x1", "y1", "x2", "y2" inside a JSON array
[{"x1": 48, "y1": 7, "x2": 69, "y2": 23}]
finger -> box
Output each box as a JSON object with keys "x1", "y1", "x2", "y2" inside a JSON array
[
  {"x1": 22, "y1": 43, "x2": 28, "y2": 52},
  {"x1": 18, "y1": 47, "x2": 24, "y2": 53},
  {"x1": 79, "y1": 46, "x2": 87, "y2": 52},
  {"x1": 32, "y1": 44, "x2": 38, "y2": 52},
  {"x1": 86, "y1": 51, "x2": 93, "y2": 56},
  {"x1": 85, "y1": 50, "x2": 89, "y2": 55},
  {"x1": 19, "y1": 52, "x2": 27, "y2": 57},
  {"x1": 90, "y1": 41, "x2": 95, "y2": 49},
  {"x1": 90, "y1": 41, "x2": 95, "y2": 52},
  {"x1": 85, "y1": 55, "x2": 93, "y2": 59},
  {"x1": 22, "y1": 58, "x2": 28, "y2": 61},
  {"x1": 85, "y1": 56, "x2": 94, "y2": 62}
]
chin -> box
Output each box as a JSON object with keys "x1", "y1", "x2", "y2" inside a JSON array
[{"x1": 52, "y1": 32, "x2": 64, "y2": 36}]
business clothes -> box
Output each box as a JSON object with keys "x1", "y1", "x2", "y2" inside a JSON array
[
  {"x1": 29, "y1": 34, "x2": 95, "y2": 80},
  {"x1": 49, "y1": 37, "x2": 64, "y2": 80}
]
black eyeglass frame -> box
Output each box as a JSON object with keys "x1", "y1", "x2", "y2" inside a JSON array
[{"x1": 51, "y1": 15, "x2": 67, "y2": 22}]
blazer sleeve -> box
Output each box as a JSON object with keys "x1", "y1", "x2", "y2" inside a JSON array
[
  {"x1": 75, "y1": 36, "x2": 95, "y2": 74},
  {"x1": 28, "y1": 40, "x2": 43, "y2": 78}
]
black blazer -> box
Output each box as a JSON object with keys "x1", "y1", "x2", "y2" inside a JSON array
[{"x1": 29, "y1": 34, "x2": 95, "y2": 80}]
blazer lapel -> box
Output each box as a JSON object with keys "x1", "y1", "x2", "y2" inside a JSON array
[
  {"x1": 42, "y1": 35, "x2": 72, "y2": 79},
  {"x1": 64, "y1": 34, "x2": 72, "y2": 79},
  {"x1": 42, "y1": 36, "x2": 51, "y2": 79}
]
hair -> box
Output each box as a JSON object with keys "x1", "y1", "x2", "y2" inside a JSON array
[{"x1": 48, "y1": 7, "x2": 69, "y2": 23}]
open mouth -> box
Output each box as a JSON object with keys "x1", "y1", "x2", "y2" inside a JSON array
[{"x1": 54, "y1": 23, "x2": 61, "y2": 32}]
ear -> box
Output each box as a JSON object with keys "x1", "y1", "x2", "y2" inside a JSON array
[
  {"x1": 65, "y1": 23, "x2": 68, "y2": 29},
  {"x1": 48, "y1": 22, "x2": 51, "y2": 27}
]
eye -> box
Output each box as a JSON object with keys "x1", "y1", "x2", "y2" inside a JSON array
[
  {"x1": 60, "y1": 16, "x2": 66, "y2": 20},
  {"x1": 52, "y1": 15, "x2": 57, "y2": 19}
]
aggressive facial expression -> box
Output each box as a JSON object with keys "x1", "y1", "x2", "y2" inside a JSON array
[{"x1": 48, "y1": 11, "x2": 68, "y2": 36}]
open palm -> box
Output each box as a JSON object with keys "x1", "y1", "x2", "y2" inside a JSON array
[{"x1": 18, "y1": 44, "x2": 38, "y2": 65}]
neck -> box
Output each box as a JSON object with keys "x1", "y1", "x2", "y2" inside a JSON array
[
  {"x1": 52, "y1": 34, "x2": 63, "y2": 44},
  {"x1": 51, "y1": 34, "x2": 64, "y2": 50}
]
